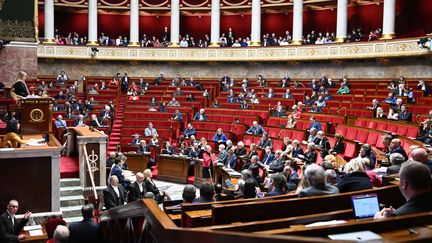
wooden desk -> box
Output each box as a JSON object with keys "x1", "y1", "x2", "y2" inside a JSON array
[
  {"x1": 184, "y1": 209, "x2": 212, "y2": 228},
  {"x1": 157, "y1": 155, "x2": 192, "y2": 184},
  {"x1": 124, "y1": 152, "x2": 149, "y2": 172},
  {"x1": 20, "y1": 225, "x2": 48, "y2": 243},
  {"x1": 68, "y1": 127, "x2": 108, "y2": 187},
  {"x1": 0, "y1": 134, "x2": 61, "y2": 213}
]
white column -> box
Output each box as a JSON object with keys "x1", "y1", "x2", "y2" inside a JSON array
[
  {"x1": 129, "y1": 0, "x2": 140, "y2": 46},
  {"x1": 44, "y1": 0, "x2": 55, "y2": 43},
  {"x1": 292, "y1": 0, "x2": 303, "y2": 45},
  {"x1": 381, "y1": 0, "x2": 396, "y2": 39},
  {"x1": 87, "y1": 0, "x2": 98, "y2": 45},
  {"x1": 250, "y1": 0, "x2": 261, "y2": 46},
  {"x1": 210, "y1": 0, "x2": 220, "y2": 47},
  {"x1": 170, "y1": 0, "x2": 180, "y2": 47},
  {"x1": 335, "y1": 0, "x2": 347, "y2": 42}
]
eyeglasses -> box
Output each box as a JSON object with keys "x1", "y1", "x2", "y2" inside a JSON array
[{"x1": 8, "y1": 205, "x2": 18, "y2": 208}]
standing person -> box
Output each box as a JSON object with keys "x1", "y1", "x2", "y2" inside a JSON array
[
  {"x1": 103, "y1": 175, "x2": 127, "y2": 210},
  {"x1": 0, "y1": 199, "x2": 32, "y2": 242},
  {"x1": 121, "y1": 73, "x2": 129, "y2": 92},
  {"x1": 11, "y1": 71, "x2": 30, "y2": 100},
  {"x1": 128, "y1": 172, "x2": 147, "y2": 202},
  {"x1": 68, "y1": 204, "x2": 102, "y2": 243},
  {"x1": 202, "y1": 145, "x2": 214, "y2": 183}
]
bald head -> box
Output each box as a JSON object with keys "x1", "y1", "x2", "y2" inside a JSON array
[{"x1": 411, "y1": 148, "x2": 429, "y2": 163}]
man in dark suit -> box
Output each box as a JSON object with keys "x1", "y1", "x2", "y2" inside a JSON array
[
  {"x1": 121, "y1": 73, "x2": 129, "y2": 92},
  {"x1": 68, "y1": 204, "x2": 102, "y2": 243},
  {"x1": 223, "y1": 150, "x2": 237, "y2": 170},
  {"x1": 389, "y1": 138, "x2": 409, "y2": 161},
  {"x1": 99, "y1": 106, "x2": 113, "y2": 121},
  {"x1": 128, "y1": 172, "x2": 147, "y2": 202},
  {"x1": 397, "y1": 105, "x2": 412, "y2": 121},
  {"x1": 193, "y1": 108, "x2": 208, "y2": 121},
  {"x1": 298, "y1": 164, "x2": 339, "y2": 197},
  {"x1": 375, "y1": 161, "x2": 432, "y2": 219},
  {"x1": 220, "y1": 73, "x2": 230, "y2": 90},
  {"x1": 246, "y1": 121, "x2": 265, "y2": 135},
  {"x1": 261, "y1": 146, "x2": 275, "y2": 165},
  {"x1": 268, "y1": 150, "x2": 285, "y2": 173},
  {"x1": 73, "y1": 114, "x2": 87, "y2": 127},
  {"x1": 103, "y1": 175, "x2": 127, "y2": 210},
  {"x1": 0, "y1": 199, "x2": 31, "y2": 242},
  {"x1": 309, "y1": 116, "x2": 322, "y2": 131},
  {"x1": 266, "y1": 173, "x2": 287, "y2": 197},
  {"x1": 264, "y1": 88, "x2": 276, "y2": 98},
  {"x1": 258, "y1": 133, "x2": 273, "y2": 150},
  {"x1": 183, "y1": 123, "x2": 197, "y2": 139}
]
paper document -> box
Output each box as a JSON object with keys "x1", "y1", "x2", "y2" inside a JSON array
[
  {"x1": 305, "y1": 220, "x2": 347, "y2": 227},
  {"x1": 24, "y1": 225, "x2": 42, "y2": 231},
  {"x1": 28, "y1": 229, "x2": 44, "y2": 236},
  {"x1": 328, "y1": 230, "x2": 382, "y2": 241}
]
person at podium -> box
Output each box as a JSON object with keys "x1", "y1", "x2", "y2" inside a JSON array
[
  {"x1": 1, "y1": 120, "x2": 28, "y2": 148},
  {"x1": 11, "y1": 71, "x2": 30, "y2": 100}
]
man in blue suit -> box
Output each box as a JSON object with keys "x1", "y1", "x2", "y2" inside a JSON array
[
  {"x1": 246, "y1": 121, "x2": 265, "y2": 135},
  {"x1": 309, "y1": 116, "x2": 322, "y2": 131},
  {"x1": 224, "y1": 150, "x2": 238, "y2": 170},
  {"x1": 183, "y1": 123, "x2": 197, "y2": 139},
  {"x1": 262, "y1": 146, "x2": 275, "y2": 165}
]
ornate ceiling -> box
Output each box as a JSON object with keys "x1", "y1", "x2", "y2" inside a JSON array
[{"x1": 39, "y1": 0, "x2": 384, "y2": 13}]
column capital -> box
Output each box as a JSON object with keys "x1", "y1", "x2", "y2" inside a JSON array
[
  {"x1": 291, "y1": 40, "x2": 302, "y2": 45},
  {"x1": 209, "y1": 42, "x2": 220, "y2": 47},
  {"x1": 169, "y1": 42, "x2": 180, "y2": 47}
]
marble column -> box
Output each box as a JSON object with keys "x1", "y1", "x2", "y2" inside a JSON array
[
  {"x1": 335, "y1": 0, "x2": 347, "y2": 42},
  {"x1": 381, "y1": 0, "x2": 396, "y2": 39},
  {"x1": 169, "y1": 0, "x2": 180, "y2": 47},
  {"x1": 44, "y1": 0, "x2": 55, "y2": 43},
  {"x1": 129, "y1": 0, "x2": 140, "y2": 46},
  {"x1": 250, "y1": 0, "x2": 261, "y2": 46},
  {"x1": 87, "y1": 0, "x2": 98, "y2": 46},
  {"x1": 292, "y1": 0, "x2": 303, "y2": 45},
  {"x1": 210, "y1": 0, "x2": 220, "y2": 47}
]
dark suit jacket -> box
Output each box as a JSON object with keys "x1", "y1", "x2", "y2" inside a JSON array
[
  {"x1": 128, "y1": 181, "x2": 147, "y2": 202},
  {"x1": 303, "y1": 151, "x2": 317, "y2": 164},
  {"x1": 69, "y1": 218, "x2": 102, "y2": 243},
  {"x1": 224, "y1": 155, "x2": 238, "y2": 170},
  {"x1": 267, "y1": 188, "x2": 286, "y2": 197},
  {"x1": 0, "y1": 212, "x2": 28, "y2": 243},
  {"x1": 299, "y1": 184, "x2": 339, "y2": 197},
  {"x1": 73, "y1": 119, "x2": 87, "y2": 127},
  {"x1": 193, "y1": 112, "x2": 208, "y2": 121},
  {"x1": 332, "y1": 141, "x2": 345, "y2": 154},
  {"x1": 292, "y1": 147, "x2": 304, "y2": 157},
  {"x1": 262, "y1": 153, "x2": 275, "y2": 165},
  {"x1": 103, "y1": 185, "x2": 127, "y2": 210},
  {"x1": 12, "y1": 81, "x2": 29, "y2": 98},
  {"x1": 391, "y1": 146, "x2": 409, "y2": 161},
  {"x1": 145, "y1": 178, "x2": 163, "y2": 203},
  {"x1": 337, "y1": 172, "x2": 373, "y2": 193},
  {"x1": 183, "y1": 128, "x2": 197, "y2": 138},
  {"x1": 269, "y1": 158, "x2": 285, "y2": 173},
  {"x1": 99, "y1": 110, "x2": 113, "y2": 119},
  {"x1": 246, "y1": 125, "x2": 264, "y2": 135},
  {"x1": 259, "y1": 138, "x2": 273, "y2": 149},
  {"x1": 392, "y1": 192, "x2": 432, "y2": 216},
  {"x1": 398, "y1": 111, "x2": 412, "y2": 121}
]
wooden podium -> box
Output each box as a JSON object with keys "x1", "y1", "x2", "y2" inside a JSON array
[{"x1": 20, "y1": 98, "x2": 53, "y2": 134}]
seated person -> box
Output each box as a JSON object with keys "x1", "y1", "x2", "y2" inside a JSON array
[
  {"x1": 212, "y1": 128, "x2": 228, "y2": 143},
  {"x1": 161, "y1": 141, "x2": 175, "y2": 155},
  {"x1": 193, "y1": 108, "x2": 208, "y2": 121},
  {"x1": 1, "y1": 120, "x2": 29, "y2": 148},
  {"x1": 148, "y1": 97, "x2": 158, "y2": 106},
  {"x1": 336, "y1": 83, "x2": 350, "y2": 94},
  {"x1": 329, "y1": 134, "x2": 345, "y2": 154},
  {"x1": 389, "y1": 138, "x2": 409, "y2": 161},
  {"x1": 309, "y1": 116, "x2": 322, "y2": 131},
  {"x1": 99, "y1": 106, "x2": 113, "y2": 121},
  {"x1": 375, "y1": 161, "x2": 432, "y2": 218},
  {"x1": 55, "y1": 91, "x2": 66, "y2": 100},
  {"x1": 234, "y1": 141, "x2": 247, "y2": 157},
  {"x1": 149, "y1": 135, "x2": 160, "y2": 147},
  {"x1": 171, "y1": 109, "x2": 182, "y2": 121},
  {"x1": 298, "y1": 164, "x2": 339, "y2": 197},
  {"x1": 258, "y1": 133, "x2": 273, "y2": 150},
  {"x1": 397, "y1": 104, "x2": 412, "y2": 121},
  {"x1": 337, "y1": 159, "x2": 373, "y2": 193},
  {"x1": 182, "y1": 185, "x2": 197, "y2": 203},
  {"x1": 302, "y1": 143, "x2": 317, "y2": 165},
  {"x1": 131, "y1": 134, "x2": 141, "y2": 145},
  {"x1": 54, "y1": 115, "x2": 67, "y2": 129},
  {"x1": 223, "y1": 149, "x2": 237, "y2": 170},
  {"x1": 167, "y1": 97, "x2": 180, "y2": 107},
  {"x1": 246, "y1": 121, "x2": 265, "y2": 135},
  {"x1": 90, "y1": 114, "x2": 106, "y2": 127},
  {"x1": 188, "y1": 142, "x2": 201, "y2": 159},
  {"x1": 195, "y1": 183, "x2": 215, "y2": 203},
  {"x1": 183, "y1": 123, "x2": 197, "y2": 139},
  {"x1": 144, "y1": 122, "x2": 158, "y2": 137},
  {"x1": 386, "y1": 153, "x2": 406, "y2": 174},
  {"x1": 383, "y1": 92, "x2": 397, "y2": 105},
  {"x1": 137, "y1": 140, "x2": 150, "y2": 153},
  {"x1": 73, "y1": 114, "x2": 87, "y2": 127},
  {"x1": 266, "y1": 173, "x2": 287, "y2": 197}
]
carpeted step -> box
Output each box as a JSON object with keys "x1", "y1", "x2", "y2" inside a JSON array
[{"x1": 60, "y1": 156, "x2": 79, "y2": 179}]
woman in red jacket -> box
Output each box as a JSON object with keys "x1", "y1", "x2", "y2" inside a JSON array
[{"x1": 202, "y1": 145, "x2": 214, "y2": 183}]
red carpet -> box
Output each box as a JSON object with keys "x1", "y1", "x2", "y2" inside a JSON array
[{"x1": 60, "y1": 156, "x2": 79, "y2": 178}]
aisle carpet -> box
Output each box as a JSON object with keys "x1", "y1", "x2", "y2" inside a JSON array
[{"x1": 60, "y1": 156, "x2": 79, "y2": 178}]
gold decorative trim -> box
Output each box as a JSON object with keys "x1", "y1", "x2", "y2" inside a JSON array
[
  {"x1": 209, "y1": 42, "x2": 220, "y2": 47},
  {"x1": 222, "y1": 0, "x2": 249, "y2": 6},
  {"x1": 182, "y1": 0, "x2": 208, "y2": 8},
  {"x1": 169, "y1": 42, "x2": 180, "y2": 47},
  {"x1": 141, "y1": 0, "x2": 169, "y2": 7},
  {"x1": 249, "y1": 41, "x2": 261, "y2": 47},
  {"x1": 99, "y1": 0, "x2": 128, "y2": 6},
  {"x1": 30, "y1": 108, "x2": 44, "y2": 123},
  {"x1": 37, "y1": 38, "x2": 430, "y2": 62},
  {"x1": 43, "y1": 38, "x2": 56, "y2": 44},
  {"x1": 291, "y1": 39, "x2": 302, "y2": 45},
  {"x1": 87, "y1": 40, "x2": 99, "y2": 46},
  {"x1": 334, "y1": 37, "x2": 345, "y2": 43},
  {"x1": 128, "y1": 41, "x2": 140, "y2": 47},
  {"x1": 380, "y1": 33, "x2": 395, "y2": 40}
]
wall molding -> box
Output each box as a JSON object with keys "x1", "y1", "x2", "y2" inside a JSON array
[{"x1": 37, "y1": 38, "x2": 431, "y2": 62}]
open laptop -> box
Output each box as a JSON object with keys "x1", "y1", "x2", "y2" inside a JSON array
[{"x1": 351, "y1": 193, "x2": 380, "y2": 220}]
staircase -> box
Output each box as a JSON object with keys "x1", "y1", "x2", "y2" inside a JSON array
[
  {"x1": 60, "y1": 178, "x2": 85, "y2": 223},
  {"x1": 107, "y1": 94, "x2": 126, "y2": 154}
]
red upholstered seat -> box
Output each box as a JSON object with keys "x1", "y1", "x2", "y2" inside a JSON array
[
  {"x1": 345, "y1": 128, "x2": 358, "y2": 141},
  {"x1": 356, "y1": 130, "x2": 368, "y2": 143},
  {"x1": 396, "y1": 126, "x2": 409, "y2": 136},
  {"x1": 376, "y1": 122, "x2": 388, "y2": 131},
  {"x1": 343, "y1": 141, "x2": 357, "y2": 159},
  {"x1": 366, "y1": 132, "x2": 379, "y2": 146}
]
